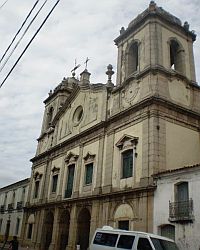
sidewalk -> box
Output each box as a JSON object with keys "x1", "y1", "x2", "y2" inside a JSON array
[{"x1": 0, "y1": 243, "x2": 34, "y2": 250}]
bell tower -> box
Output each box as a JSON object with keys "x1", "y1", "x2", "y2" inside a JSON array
[{"x1": 115, "y1": 1, "x2": 196, "y2": 86}]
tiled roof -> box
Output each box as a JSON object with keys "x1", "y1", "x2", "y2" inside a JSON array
[{"x1": 153, "y1": 164, "x2": 200, "y2": 177}]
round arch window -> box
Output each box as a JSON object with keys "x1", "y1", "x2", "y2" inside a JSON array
[{"x1": 73, "y1": 106, "x2": 84, "y2": 125}]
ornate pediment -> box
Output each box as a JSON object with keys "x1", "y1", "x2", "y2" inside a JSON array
[
  {"x1": 83, "y1": 152, "x2": 96, "y2": 163},
  {"x1": 116, "y1": 134, "x2": 138, "y2": 150},
  {"x1": 51, "y1": 166, "x2": 60, "y2": 174},
  {"x1": 65, "y1": 151, "x2": 79, "y2": 164},
  {"x1": 33, "y1": 171, "x2": 43, "y2": 180}
]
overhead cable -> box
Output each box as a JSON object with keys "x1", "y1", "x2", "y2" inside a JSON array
[
  {"x1": 0, "y1": 0, "x2": 9, "y2": 10},
  {"x1": 0, "y1": 0, "x2": 60, "y2": 89},
  {"x1": 0, "y1": 0, "x2": 48, "y2": 73},
  {"x1": 0, "y1": 0, "x2": 40, "y2": 64}
]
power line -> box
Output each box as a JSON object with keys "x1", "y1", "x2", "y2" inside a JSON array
[
  {"x1": 0, "y1": 0, "x2": 60, "y2": 89},
  {"x1": 0, "y1": 0, "x2": 9, "y2": 10},
  {"x1": 0, "y1": 0, "x2": 48, "y2": 73},
  {"x1": 0, "y1": 0, "x2": 40, "y2": 64}
]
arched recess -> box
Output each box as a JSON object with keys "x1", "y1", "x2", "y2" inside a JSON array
[
  {"x1": 43, "y1": 211, "x2": 54, "y2": 250},
  {"x1": 46, "y1": 106, "x2": 54, "y2": 129},
  {"x1": 27, "y1": 214, "x2": 35, "y2": 239},
  {"x1": 77, "y1": 208, "x2": 91, "y2": 250},
  {"x1": 126, "y1": 41, "x2": 140, "y2": 76},
  {"x1": 169, "y1": 38, "x2": 186, "y2": 75},
  {"x1": 113, "y1": 203, "x2": 134, "y2": 230},
  {"x1": 58, "y1": 210, "x2": 70, "y2": 250}
]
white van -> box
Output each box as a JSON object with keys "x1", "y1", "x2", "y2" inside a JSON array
[{"x1": 90, "y1": 226, "x2": 179, "y2": 250}]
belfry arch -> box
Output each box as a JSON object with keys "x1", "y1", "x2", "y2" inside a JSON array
[
  {"x1": 169, "y1": 38, "x2": 186, "y2": 75},
  {"x1": 126, "y1": 41, "x2": 140, "y2": 76}
]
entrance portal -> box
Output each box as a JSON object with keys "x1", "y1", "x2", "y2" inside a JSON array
[
  {"x1": 44, "y1": 211, "x2": 54, "y2": 250},
  {"x1": 58, "y1": 210, "x2": 70, "y2": 250},
  {"x1": 77, "y1": 208, "x2": 91, "y2": 250}
]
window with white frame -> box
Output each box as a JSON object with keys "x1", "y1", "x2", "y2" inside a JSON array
[
  {"x1": 51, "y1": 166, "x2": 60, "y2": 194},
  {"x1": 83, "y1": 152, "x2": 96, "y2": 186},
  {"x1": 15, "y1": 218, "x2": 20, "y2": 235},
  {"x1": 122, "y1": 150, "x2": 133, "y2": 178},
  {"x1": 33, "y1": 172, "x2": 42, "y2": 199},
  {"x1": 52, "y1": 174, "x2": 58, "y2": 193},
  {"x1": 116, "y1": 135, "x2": 138, "y2": 180},
  {"x1": 85, "y1": 163, "x2": 93, "y2": 185}
]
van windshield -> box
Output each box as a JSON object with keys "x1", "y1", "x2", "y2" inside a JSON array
[{"x1": 151, "y1": 238, "x2": 179, "y2": 250}]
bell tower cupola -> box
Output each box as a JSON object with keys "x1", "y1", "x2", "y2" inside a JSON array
[{"x1": 115, "y1": 1, "x2": 197, "y2": 86}]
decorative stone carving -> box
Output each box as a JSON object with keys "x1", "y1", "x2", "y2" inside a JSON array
[
  {"x1": 51, "y1": 166, "x2": 60, "y2": 174},
  {"x1": 83, "y1": 152, "x2": 96, "y2": 163},
  {"x1": 116, "y1": 134, "x2": 138, "y2": 151},
  {"x1": 33, "y1": 171, "x2": 43, "y2": 180},
  {"x1": 64, "y1": 151, "x2": 79, "y2": 164}
]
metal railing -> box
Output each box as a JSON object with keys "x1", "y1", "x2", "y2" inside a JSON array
[
  {"x1": 7, "y1": 203, "x2": 14, "y2": 212},
  {"x1": 16, "y1": 201, "x2": 23, "y2": 211},
  {"x1": 169, "y1": 199, "x2": 194, "y2": 222}
]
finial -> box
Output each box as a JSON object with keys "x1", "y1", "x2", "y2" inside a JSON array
[
  {"x1": 71, "y1": 59, "x2": 81, "y2": 77},
  {"x1": 184, "y1": 21, "x2": 189, "y2": 31},
  {"x1": 84, "y1": 57, "x2": 90, "y2": 70},
  {"x1": 149, "y1": 1, "x2": 156, "y2": 11},
  {"x1": 48, "y1": 90, "x2": 52, "y2": 96},
  {"x1": 120, "y1": 27, "x2": 125, "y2": 35},
  {"x1": 106, "y1": 64, "x2": 114, "y2": 88}
]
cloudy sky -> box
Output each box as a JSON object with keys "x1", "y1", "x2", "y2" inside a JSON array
[{"x1": 0, "y1": 0, "x2": 199, "y2": 188}]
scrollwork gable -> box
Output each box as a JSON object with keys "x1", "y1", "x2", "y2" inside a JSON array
[
  {"x1": 64, "y1": 151, "x2": 79, "y2": 164},
  {"x1": 116, "y1": 134, "x2": 138, "y2": 151}
]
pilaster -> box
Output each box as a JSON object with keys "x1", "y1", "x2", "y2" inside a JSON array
[
  {"x1": 49, "y1": 208, "x2": 59, "y2": 250},
  {"x1": 67, "y1": 205, "x2": 78, "y2": 250},
  {"x1": 94, "y1": 136, "x2": 105, "y2": 194}
]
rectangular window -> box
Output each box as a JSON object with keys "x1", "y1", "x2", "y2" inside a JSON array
[
  {"x1": 27, "y1": 224, "x2": 33, "y2": 239},
  {"x1": 0, "y1": 219, "x2": 2, "y2": 232},
  {"x1": 34, "y1": 181, "x2": 40, "y2": 198},
  {"x1": 118, "y1": 220, "x2": 129, "y2": 230},
  {"x1": 122, "y1": 150, "x2": 133, "y2": 178},
  {"x1": 65, "y1": 164, "x2": 75, "y2": 198},
  {"x1": 52, "y1": 174, "x2": 58, "y2": 193},
  {"x1": 85, "y1": 163, "x2": 93, "y2": 185},
  {"x1": 15, "y1": 218, "x2": 20, "y2": 235}
]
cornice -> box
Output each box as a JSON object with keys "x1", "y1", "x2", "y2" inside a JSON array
[
  {"x1": 114, "y1": 8, "x2": 196, "y2": 45},
  {"x1": 31, "y1": 96, "x2": 200, "y2": 164},
  {"x1": 112, "y1": 65, "x2": 199, "y2": 94},
  {"x1": 25, "y1": 185, "x2": 156, "y2": 210}
]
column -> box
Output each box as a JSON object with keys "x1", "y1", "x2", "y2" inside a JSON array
[
  {"x1": 67, "y1": 205, "x2": 78, "y2": 250},
  {"x1": 49, "y1": 208, "x2": 59, "y2": 250}
]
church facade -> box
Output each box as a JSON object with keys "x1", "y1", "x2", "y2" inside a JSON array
[{"x1": 21, "y1": 2, "x2": 200, "y2": 250}]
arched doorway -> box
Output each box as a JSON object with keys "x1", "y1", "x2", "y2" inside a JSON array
[
  {"x1": 44, "y1": 211, "x2": 54, "y2": 250},
  {"x1": 77, "y1": 208, "x2": 91, "y2": 250},
  {"x1": 58, "y1": 210, "x2": 70, "y2": 250},
  {"x1": 114, "y1": 203, "x2": 134, "y2": 230}
]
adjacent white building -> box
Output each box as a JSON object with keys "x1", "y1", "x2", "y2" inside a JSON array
[
  {"x1": 153, "y1": 164, "x2": 200, "y2": 250},
  {"x1": 0, "y1": 178, "x2": 29, "y2": 242}
]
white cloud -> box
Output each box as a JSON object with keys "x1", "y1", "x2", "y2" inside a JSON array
[{"x1": 0, "y1": 0, "x2": 199, "y2": 188}]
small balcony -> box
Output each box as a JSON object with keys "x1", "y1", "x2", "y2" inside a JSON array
[
  {"x1": 0, "y1": 205, "x2": 5, "y2": 213},
  {"x1": 7, "y1": 203, "x2": 14, "y2": 212},
  {"x1": 169, "y1": 199, "x2": 194, "y2": 222},
  {"x1": 16, "y1": 201, "x2": 23, "y2": 211}
]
